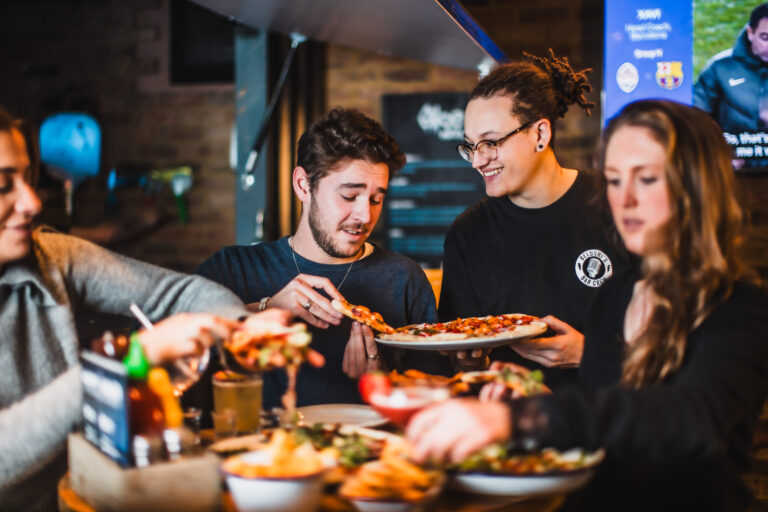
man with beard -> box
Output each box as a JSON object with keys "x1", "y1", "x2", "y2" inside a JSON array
[{"x1": 192, "y1": 108, "x2": 449, "y2": 412}]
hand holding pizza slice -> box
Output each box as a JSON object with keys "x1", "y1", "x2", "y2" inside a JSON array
[{"x1": 331, "y1": 299, "x2": 395, "y2": 334}]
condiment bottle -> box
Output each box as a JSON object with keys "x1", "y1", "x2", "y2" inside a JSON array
[
  {"x1": 124, "y1": 333, "x2": 166, "y2": 439},
  {"x1": 148, "y1": 367, "x2": 183, "y2": 428}
]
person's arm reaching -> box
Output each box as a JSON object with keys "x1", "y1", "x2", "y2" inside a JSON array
[{"x1": 41, "y1": 231, "x2": 248, "y2": 320}]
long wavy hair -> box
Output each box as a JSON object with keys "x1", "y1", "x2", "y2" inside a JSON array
[{"x1": 598, "y1": 100, "x2": 754, "y2": 387}]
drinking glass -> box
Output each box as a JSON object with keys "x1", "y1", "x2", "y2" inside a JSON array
[
  {"x1": 213, "y1": 371, "x2": 263, "y2": 434},
  {"x1": 211, "y1": 408, "x2": 238, "y2": 440},
  {"x1": 182, "y1": 407, "x2": 203, "y2": 445},
  {"x1": 164, "y1": 348, "x2": 211, "y2": 397}
]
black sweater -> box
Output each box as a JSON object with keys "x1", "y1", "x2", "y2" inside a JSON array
[
  {"x1": 190, "y1": 238, "x2": 450, "y2": 410},
  {"x1": 439, "y1": 172, "x2": 630, "y2": 388},
  {"x1": 513, "y1": 268, "x2": 768, "y2": 510}
]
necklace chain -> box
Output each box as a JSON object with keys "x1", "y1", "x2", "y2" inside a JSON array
[{"x1": 289, "y1": 236, "x2": 359, "y2": 292}]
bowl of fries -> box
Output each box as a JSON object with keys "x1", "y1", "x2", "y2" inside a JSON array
[
  {"x1": 220, "y1": 430, "x2": 328, "y2": 512},
  {"x1": 340, "y1": 441, "x2": 444, "y2": 512}
]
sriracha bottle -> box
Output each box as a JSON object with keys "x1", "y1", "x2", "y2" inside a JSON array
[{"x1": 124, "y1": 333, "x2": 166, "y2": 439}]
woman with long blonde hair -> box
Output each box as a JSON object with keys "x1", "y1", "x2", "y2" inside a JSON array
[{"x1": 407, "y1": 100, "x2": 768, "y2": 510}]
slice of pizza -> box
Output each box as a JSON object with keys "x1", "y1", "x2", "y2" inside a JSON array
[{"x1": 331, "y1": 299, "x2": 395, "y2": 334}]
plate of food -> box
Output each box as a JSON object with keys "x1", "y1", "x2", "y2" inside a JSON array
[
  {"x1": 375, "y1": 314, "x2": 548, "y2": 351},
  {"x1": 214, "y1": 424, "x2": 399, "y2": 485},
  {"x1": 333, "y1": 300, "x2": 548, "y2": 352},
  {"x1": 449, "y1": 445, "x2": 604, "y2": 497},
  {"x1": 332, "y1": 300, "x2": 547, "y2": 351},
  {"x1": 340, "y1": 441, "x2": 445, "y2": 512},
  {"x1": 296, "y1": 403, "x2": 388, "y2": 428}
]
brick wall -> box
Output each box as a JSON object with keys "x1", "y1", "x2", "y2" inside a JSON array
[
  {"x1": 0, "y1": 0, "x2": 236, "y2": 273},
  {"x1": 2, "y1": 0, "x2": 766, "y2": 276},
  {"x1": 326, "y1": 46, "x2": 477, "y2": 120}
]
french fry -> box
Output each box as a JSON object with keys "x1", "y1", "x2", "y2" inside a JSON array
[
  {"x1": 221, "y1": 428, "x2": 325, "y2": 478},
  {"x1": 339, "y1": 441, "x2": 443, "y2": 502}
]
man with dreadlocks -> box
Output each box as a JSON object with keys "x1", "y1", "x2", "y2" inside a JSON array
[{"x1": 439, "y1": 50, "x2": 631, "y2": 388}]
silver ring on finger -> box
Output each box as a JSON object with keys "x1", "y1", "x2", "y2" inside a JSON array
[
  {"x1": 366, "y1": 353, "x2": 381, "y2": 360},
  {"x1": 303, "y1": 300, "x2": 312, "y2": 311}
]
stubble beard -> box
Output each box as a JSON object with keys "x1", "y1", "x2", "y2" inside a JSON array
[{"x1": 308, "y1": 198, "x2": 365, "y2": 259}]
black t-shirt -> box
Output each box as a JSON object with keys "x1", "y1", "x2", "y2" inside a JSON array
[
  {"x1": 439, "y1": 172, "x2": 631, "y2": 388},
  {"x1": 189, "y1": 238, "x2": 449, "y2": 412},
  {"x1": 516, "y1": 269, "x2": 768, "y2": 510}
]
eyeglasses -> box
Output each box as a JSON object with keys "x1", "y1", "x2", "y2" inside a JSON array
[{"x1": 456, "y1": 120, "x2": 535, "y2": 163}]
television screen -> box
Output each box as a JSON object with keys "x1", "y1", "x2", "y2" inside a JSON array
[
  {"x1": 693, "y1": 1, "x2": 768, "y2": 172},
  {"x1": 604, "y1": 1, "x2": 768, "y2": 172}
]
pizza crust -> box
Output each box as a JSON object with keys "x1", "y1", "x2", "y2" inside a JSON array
[{"x1": 378, "y1": 331, "x2": 469, "y2": 342}]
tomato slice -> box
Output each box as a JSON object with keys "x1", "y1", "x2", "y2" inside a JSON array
[{"x1": 358, "y1": 372, "x2": 392, "y2": 404}]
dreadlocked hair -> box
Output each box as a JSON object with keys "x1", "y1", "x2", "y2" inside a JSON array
[
  {"x1": 523, "y1": 49, "x2": 595, "y2": 118},
  {"x1": 470, "y1": 49, "x2": 594, "y2": 146}
]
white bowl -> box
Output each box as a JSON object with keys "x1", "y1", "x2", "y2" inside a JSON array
[
  {"x1": 221, "y1": 450, "x2": 325, "y2": 512},
  {"x1": 346, "y1": 497, "x2": 425, "y2": 512},
  {"x1": 343, "y1": 473, "x2": 444, "y2": 512}
]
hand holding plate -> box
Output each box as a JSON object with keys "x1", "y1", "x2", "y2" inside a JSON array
[{"x1": 510, "y1": 315, "x2": 583, "y2": 368}]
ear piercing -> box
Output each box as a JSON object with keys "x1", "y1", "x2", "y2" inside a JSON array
[{"x1": 537, "y1": 144, "x2": 544, "y2": 151}]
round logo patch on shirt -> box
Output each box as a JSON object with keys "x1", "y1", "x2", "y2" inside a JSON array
[{"x1": 574, "y1": 249, "x2": 613, "y2": 288}]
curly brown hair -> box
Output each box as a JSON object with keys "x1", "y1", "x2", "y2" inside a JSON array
[
  {"x1": 469, "y1": 49, "x2": 595, "y2": 147},
  {"x1": 598, "y1": 100, "x2": 755, "y2": 387},
  {"x1": 296, "y1": 108, "x2": 406, "y2": 192}
]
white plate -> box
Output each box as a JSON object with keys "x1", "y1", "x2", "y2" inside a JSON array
[
  {"x1": 375, "y1": 321, "x2": 547, "y2": 351},
  {"x1": 296, "y1": 404, "x2": 388, "y2": 428},
  {"x1": 450, "y1": 468, "x2": 596, "y2": 497}
]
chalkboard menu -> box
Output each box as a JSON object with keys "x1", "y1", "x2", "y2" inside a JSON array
[{"x1": 381, "y1": 93, "x2": 485, "y2": 268}]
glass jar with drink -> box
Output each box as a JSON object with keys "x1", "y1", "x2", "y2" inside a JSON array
[{"x1": 212, "y1": 370, "x2": 263, "y2": 435}]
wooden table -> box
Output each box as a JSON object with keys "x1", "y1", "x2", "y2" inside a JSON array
[{"x1": 60, "y1": 475, "x2": 564, "y2": 512}]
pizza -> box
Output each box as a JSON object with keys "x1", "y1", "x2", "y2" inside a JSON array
[
  {"x1": 384, "y1": 367, "x2": 549, "y2": 397},
  {"x1": 377, "y1": 314, "x2": 547, "y2": 342},
  {"x1": 460, "y1": 367, "x2": 550, "y2": 397},
  {"x1": 332, "y1": 299, "x2": 395, "y2": 334}
]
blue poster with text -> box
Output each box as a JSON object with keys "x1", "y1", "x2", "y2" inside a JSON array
[{"x1": 604, "y1": 1, "x2": 693, "y2": 124}]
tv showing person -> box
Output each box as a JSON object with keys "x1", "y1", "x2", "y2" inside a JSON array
[{"x1": 694, "y1": 3, "x2": 768, "y2": 168}]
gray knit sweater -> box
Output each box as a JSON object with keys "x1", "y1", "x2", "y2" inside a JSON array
[{"x1": 0, "y1": 228, "x2": 247, "y2": 511}]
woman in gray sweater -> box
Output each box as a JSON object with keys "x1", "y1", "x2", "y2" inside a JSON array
[{"x1": 0, "y1": 108, "x2": 279, "y2": 510}]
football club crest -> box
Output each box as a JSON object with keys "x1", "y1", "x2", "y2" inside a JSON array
[
  {"x1": 655, "y1": 61, "x2": 683, "y2": 90},
  {"x1": 575, "y1": 249, "x2": 613, "y2": 288},
  {"x1": 616, "y1": 62, "x2": 639, "y2": 93}
]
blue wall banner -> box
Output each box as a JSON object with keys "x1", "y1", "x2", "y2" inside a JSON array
[{"x1": 604, "y1": 1, "x2": 693, "y2": 124}]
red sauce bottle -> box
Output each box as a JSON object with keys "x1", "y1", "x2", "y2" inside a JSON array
[{"x1": 124, "y1": 334, "x2": 166, "y2": 441}]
